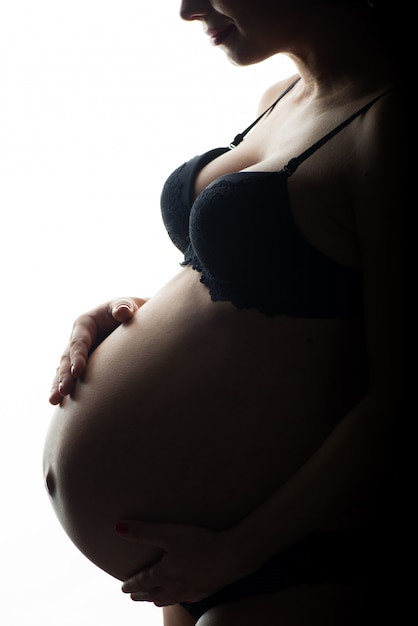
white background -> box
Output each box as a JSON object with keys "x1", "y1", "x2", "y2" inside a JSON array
[{"x1": 1, "y1": 2, "x2": 295, "y2": 624}]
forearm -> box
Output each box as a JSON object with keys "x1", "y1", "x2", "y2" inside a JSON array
[{"x1": 227, "y1": 393, "x2": 394, "y2": 573}]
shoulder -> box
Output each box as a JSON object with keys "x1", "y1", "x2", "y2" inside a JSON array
[
  {"x1": 354, "y1": 87, "x2": 406, "y2": 157},
  {"x1": 350, "y1": 87, "x2": 407, "y2": 209},
  {"x1": 256, "y1": 73, "x2": 301, "y2": 115}
]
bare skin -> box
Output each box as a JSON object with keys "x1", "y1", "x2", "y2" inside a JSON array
[
  {"x1": 43, "y1": 266, "x2": 368, "y2": 575},
  {"x1": 163, "y1": 584, "x2": 367, "y2": 626},
  {"x1": 44, "y1": 2, "x2": 404, "y2": 624}
]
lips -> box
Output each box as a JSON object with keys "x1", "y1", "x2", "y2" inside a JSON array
[{"x1": 206, "y1": 24, "x2": 234, "y2": 46}]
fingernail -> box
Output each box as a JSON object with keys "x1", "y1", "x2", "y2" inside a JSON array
[
  {"x1": 58, "y1": 381, "x2": 64, "y2": 394},
  {"x1": 115, "y1": 522, "x2": 130, "y2": 535},
  {"x1": 70, "y1": 364, "x2": 75, "y2": 376}
]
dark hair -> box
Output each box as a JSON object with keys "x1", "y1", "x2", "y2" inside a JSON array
[{"x1": 335, "y1": 1, "x2": 407, "y2": 81}]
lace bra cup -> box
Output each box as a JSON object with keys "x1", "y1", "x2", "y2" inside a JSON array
[
  {"x1": 160, "y1": 148, "x2": 229, "y2": 254},
  {"x1": 160, "y1": 84, "x2": 394, "y2": 317},
  {"x1": 162, "y1": 160, "x2": 362, "y2": 317}
]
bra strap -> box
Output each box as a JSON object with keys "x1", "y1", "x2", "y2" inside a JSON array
[
  {"x1": 283, "y1": 89, "x2": 396, "y2": 175},
  {"x1": 229, "y1": 77, "x2": 302, "y2": 149}
]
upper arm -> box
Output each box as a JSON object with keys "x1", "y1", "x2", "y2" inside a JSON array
[{"x1": 351, "y1": 91, "x2": 406, "y2": 404}]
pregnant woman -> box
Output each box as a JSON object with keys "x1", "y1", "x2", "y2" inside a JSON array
[{"x1": 43, "y1": 1, "x2": 406, "y2": 625}]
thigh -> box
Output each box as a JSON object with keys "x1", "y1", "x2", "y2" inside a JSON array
[
  {"x1": 195, "y1": 583, "x2": 368, "y2": 626},
  {"x1": 163, "y1": 604, "x2": 197, "y2": 626}
]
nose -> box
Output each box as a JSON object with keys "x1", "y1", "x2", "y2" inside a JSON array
[{"x1": 180, "y1": 0, "x2": 210, "y2": 21}]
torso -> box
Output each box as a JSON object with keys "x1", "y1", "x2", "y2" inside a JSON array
[
  {"x1": 43, "y1": 269, "x2": 367, "y2": 580},
  {"x1": 43, "y1": 76, "x2": 394, "y2": 582}
]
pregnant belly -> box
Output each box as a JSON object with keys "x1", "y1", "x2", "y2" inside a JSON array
[{"x1": 42, "y1": 270, "x2": 366, "y2": 581}]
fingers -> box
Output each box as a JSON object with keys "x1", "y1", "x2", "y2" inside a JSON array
[
  {"x1": 48, "y1": 347, "x2": 76, "y2": 405},
  {"x1": 122, "y1": 566, "x2": 202, "y2": 607},
  {"x1": 124, "y1": 586, "x2": 170, "y2": 607},
  {"x1": 122, "y1": 568, "x2": 180, "y2": 607},
  {"x1": 111, "y1": 297, "x2": 146, "y2": 322},
  {"x1": 129, "y1": 591, "x2": 169, "y2": 608},
  {"x1": 67, "y1": 314, "x2": 96, "y2": 373},
  {"x1": 48, "y1": 313, "x2": 96, "y2": 405},
  {"x1": 122, "y1": 570, "x2": 160, "y2": 595},
  {"x1": 48, "y1": 297, "x2": 147, "y2": 405},
  {"x1": 48, "y1": 367, "x2": 65, "y2": 405}
]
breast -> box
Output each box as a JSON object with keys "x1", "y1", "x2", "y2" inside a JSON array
[
  {"x1": 187, "y1": 172, "x2": 362, "y2": 318},
  {"x1": 42, "y1": 268, "x2": 367, "y2": 582}
]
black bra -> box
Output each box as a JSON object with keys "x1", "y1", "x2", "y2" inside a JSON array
[{"x1": 161, "y1": 79, "x2": 392, "y2": 317}]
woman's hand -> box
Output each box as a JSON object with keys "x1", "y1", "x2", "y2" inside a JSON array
[
  {"x1": 115, "y1": 520, "x2": 249, "y2": 607},
  {"x1": 49, "y1": 296, "x2": 147, "y2": 405}
]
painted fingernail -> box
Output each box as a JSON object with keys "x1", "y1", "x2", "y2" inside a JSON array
[{"x1": 115, "y1": 522, "x2": 130, "y2": 535}]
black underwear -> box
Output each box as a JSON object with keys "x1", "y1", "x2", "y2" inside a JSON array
[{"x1": 180, "y1": 525, "x2": 384, "y2": 620}]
